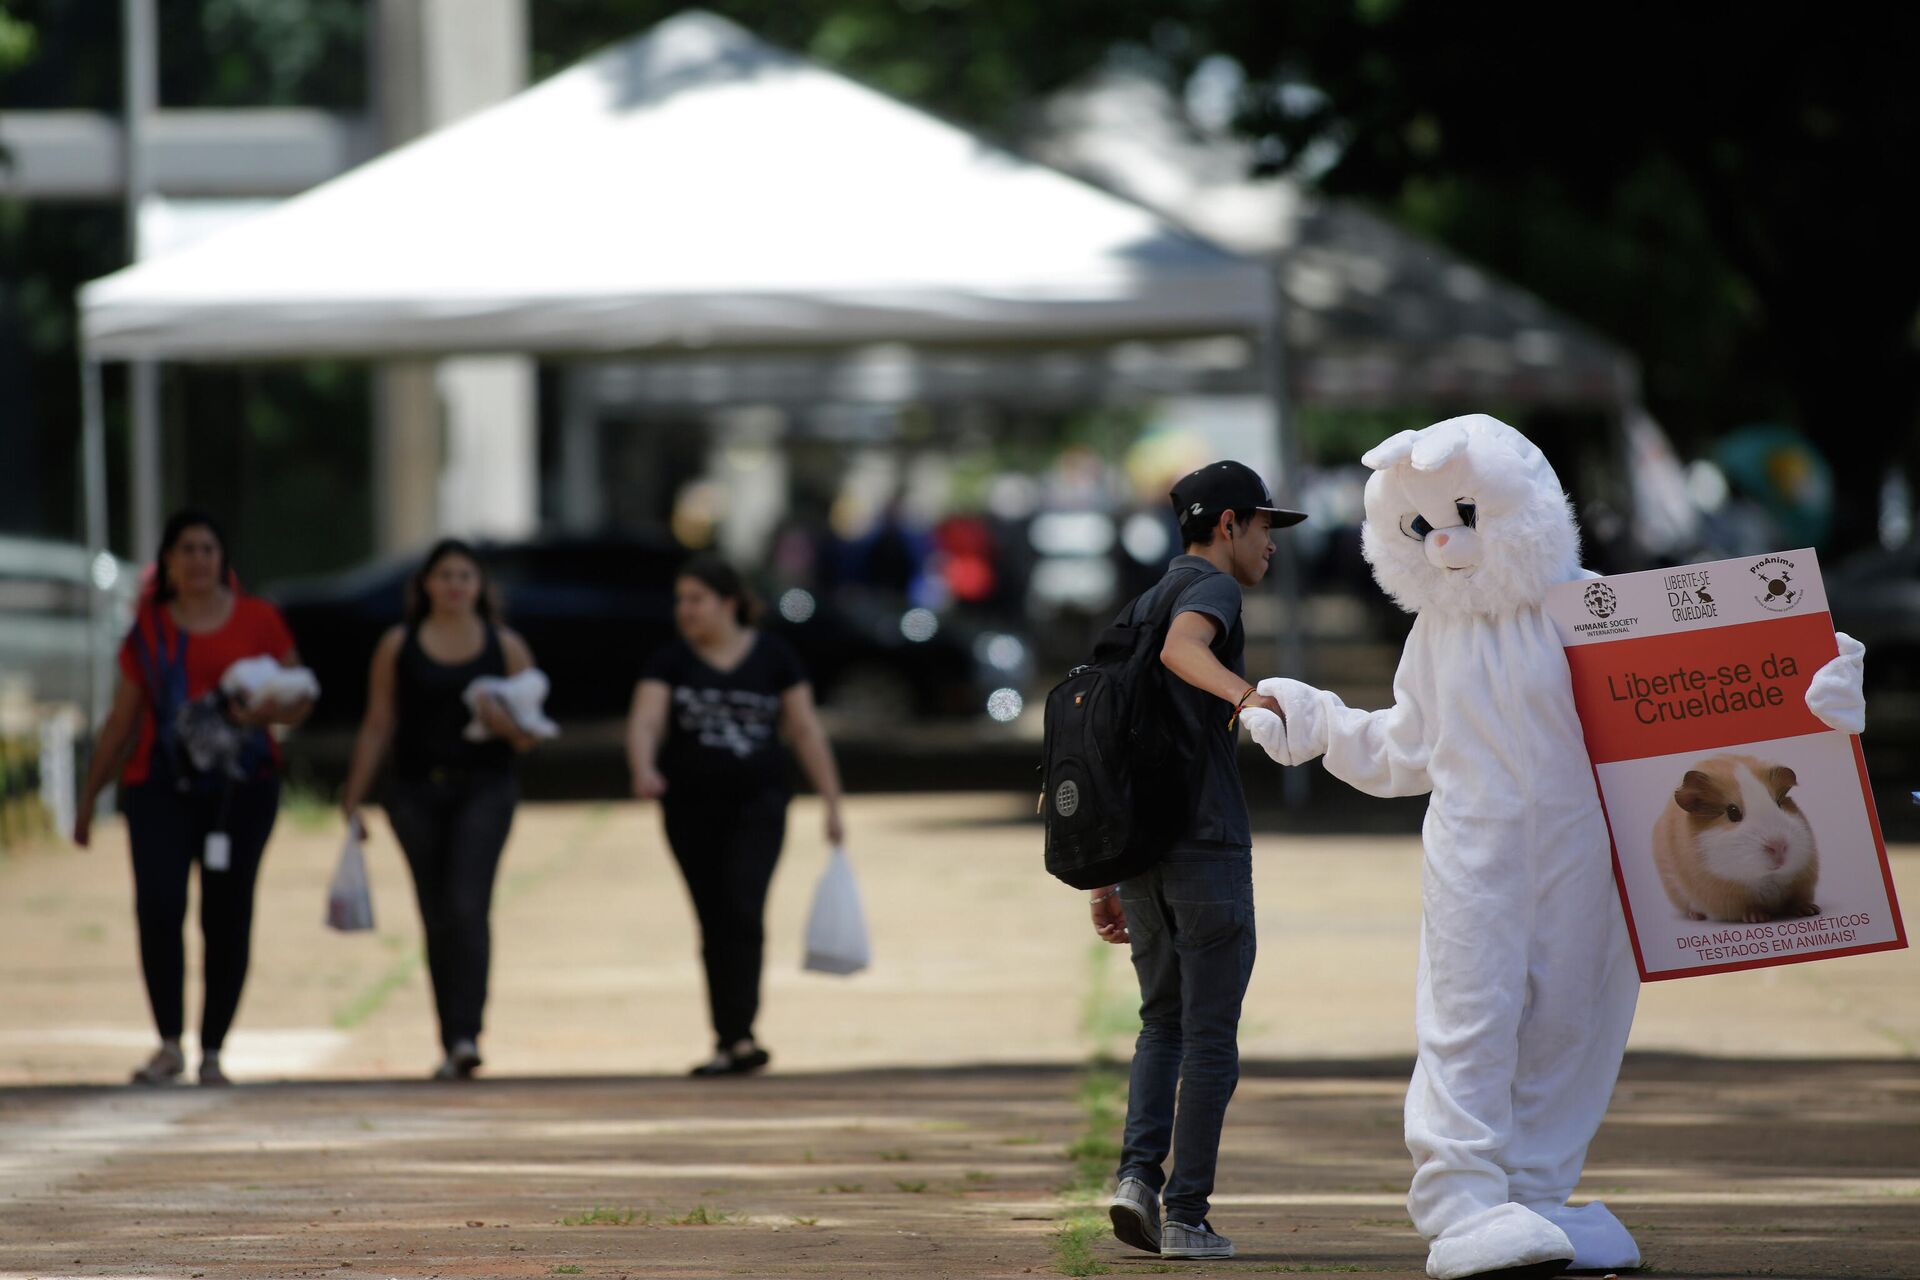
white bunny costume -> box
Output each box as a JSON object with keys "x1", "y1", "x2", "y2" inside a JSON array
[{"x1": 1242, "y1": 415, "x2": 1864, "y2": 1280}]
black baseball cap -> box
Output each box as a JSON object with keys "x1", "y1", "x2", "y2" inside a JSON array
[{"x1": 1169, "y1": 460, "x2": 1307, "y2": 528}]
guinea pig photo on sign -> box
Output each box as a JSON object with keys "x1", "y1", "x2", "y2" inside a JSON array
[{"x1": 1652, "y1": 753, "x2": 1819, "y2": 924}]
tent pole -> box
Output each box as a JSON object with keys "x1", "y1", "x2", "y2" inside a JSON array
[
  {"x1": 129, "y1": 363, "x2": 162, "y2": 561},
  {"x1": 1263, "y1": 261, "x2": 1308, "y2": 810},
  {"x1": 80, "y1": 351, "x2": 112, "y2": 734}
]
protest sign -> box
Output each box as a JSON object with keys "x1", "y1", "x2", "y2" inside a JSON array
[{"x1": 1547, "y1": 549, "x2": 1905, "y2": 980}]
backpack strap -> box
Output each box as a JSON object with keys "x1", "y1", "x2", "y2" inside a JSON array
[
  {"x1": 1137, "y1": 566, "x2": 1209, "y2": 655},
  {"x1": 130, "y1": 598, "x2": 185, "y2": 720}
]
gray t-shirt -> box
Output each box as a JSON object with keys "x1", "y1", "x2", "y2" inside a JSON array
[{"x1": 1120, "y1": 554, "x2": 1251, "y2": 851}]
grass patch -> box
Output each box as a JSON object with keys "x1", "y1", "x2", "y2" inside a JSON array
[
  {"x1": 280, "y1": 780, "x2": 337, "y2": 834},
  {"x1": 1051, "y1": 1213, "x2": 1110, "y2": 1277},
  {"x1": 559, "y1": 1206, "x2": 640, "y2": 1227},
  {"x1": 330, "y1": 949, "x2": 424, "y2": 1030},
  {"x1": 665, "y1": 1205, "x2": 733, "y2": 1226},
  {"x1": 877, "y1": 1149, "x2": 914, "y2": 1162},
  {"x1": 827, "y1": 1183, "x2": 863, "y2": 1193},
  {"x1": 964, "y1": 1170, "x2": 994, "y2": 1183},
  {"x1": 894, "y1": 1180, "x2": 929, "y2": 1193},
  {"x1": 790, "y1": 1215, "x2": 819, "y2": 1227},
  {"x1": 1082, "y1": 941, "x2": 1140, "y2": 1047},
  {"x1": 552, "y1": 1268, "x2": 583, "y2": 1276},
  {"x1": 332, "y1": 805, "x2": 609, "y2": 1029}
]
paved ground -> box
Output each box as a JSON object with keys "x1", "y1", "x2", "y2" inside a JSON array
[{"x1": 1, "y1": 795, "x2": 1916, "y2": 1278}]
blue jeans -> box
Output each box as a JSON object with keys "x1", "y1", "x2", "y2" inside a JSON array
[{"x1": 1116, "y1": 845, "x2": 1256, "y2": 1226}]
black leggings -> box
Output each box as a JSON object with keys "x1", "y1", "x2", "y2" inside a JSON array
[
  {"x1": 385, "y1": 772, "x2": 518, "y2": 1051},
  {"x1": 122, "y1": 778, "x2": 281, "y2": 1054},
  {"x1": 663, "y1": 788, "x2": 788, "y2": 1048}
]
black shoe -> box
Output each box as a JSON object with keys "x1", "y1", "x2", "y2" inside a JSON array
[{"x1": 689, "y1": 1046, "x2": 771, "y2": 1078}]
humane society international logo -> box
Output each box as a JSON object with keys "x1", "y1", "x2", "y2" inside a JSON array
[
  {"x1": 1750, "y1": 556, "x2": 1804, "y2": 612},
  {"x1": 1572, "y1": 580, "x2": 1640, "y2": 636}
]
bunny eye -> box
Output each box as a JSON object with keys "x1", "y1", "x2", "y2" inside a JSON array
[
  {"x1": 1401, "y1": 513, "x2": 1434, "y2": 540},
  {"x1": 1455, "y1": 501, "x2": 1477, "y2": 529},
  {"x1": 1726, "y1": 803, "x2": 1743, "y2": 823}
]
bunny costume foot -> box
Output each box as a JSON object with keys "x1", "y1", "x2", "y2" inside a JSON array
[
  {"x1": 1424, "y1": 1202, "x2": 1572, "y2": 1280},
  {"x1": 1538, "y1": 1200, "x2": 1640, "y2": 1271}
]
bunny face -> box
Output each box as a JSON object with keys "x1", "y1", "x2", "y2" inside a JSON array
[{"x1": 1359, "y1": 415, "x2": 1582, "y2": 616}]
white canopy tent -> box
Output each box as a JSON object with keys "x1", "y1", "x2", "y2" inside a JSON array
[
  {"x1": 73, "y1": 10, "x2": 1286, "y2": 720},
  {"x1": 79, "y1": 12, "x2": 1270, "y2": 359}
]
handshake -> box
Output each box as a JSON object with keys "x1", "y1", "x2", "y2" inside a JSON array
[{"x1": 1237, "y1": 678, "x2": 1328, "y2": 768}]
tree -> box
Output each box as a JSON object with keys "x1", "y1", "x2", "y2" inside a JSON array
[{"x1": 1197, "y1": 0, "x2": 1920, "y2": 552}]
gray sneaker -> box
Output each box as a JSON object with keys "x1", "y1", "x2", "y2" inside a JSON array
[
  {"x1": 1161, "y1": 1219, "x2": 1233, "y2": 1260},
  {"x1": 1108, "y1": 1177, "x2": 1161, "y2": 1253}
]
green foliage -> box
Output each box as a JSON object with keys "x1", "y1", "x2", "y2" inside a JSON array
[
  {"x1": 0, "y1": 12, "x2": 36, "y2": 74},
  {"x1": 559, "y1": 1205, "x2": 639, "y2": 1226},
  {"x1": 1051, "y1": 1213, "x2": 1110, "y2": 1277},
  {"x1": 664, "y1": 1205, "x2": 733, "y2": 1226}
]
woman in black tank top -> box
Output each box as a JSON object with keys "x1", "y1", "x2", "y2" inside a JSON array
[{"x1": 341, "y1": 540, "x2": 544, "y2": 1080}]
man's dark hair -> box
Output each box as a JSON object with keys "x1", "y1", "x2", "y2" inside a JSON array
[{"x1": 1180, "y1": 507, "x2": 1256, "y2": 549}]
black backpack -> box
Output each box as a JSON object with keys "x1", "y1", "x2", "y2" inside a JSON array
[{"x1": 1040, "y1": 567, "x2": 1204, "y2": 890}]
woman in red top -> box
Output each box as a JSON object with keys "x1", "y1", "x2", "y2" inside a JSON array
[{"x1": 75, "y1": 510, "x2": 313, "y2": 1086}]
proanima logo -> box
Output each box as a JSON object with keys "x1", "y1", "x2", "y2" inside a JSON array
[{"x1": 1750, "y1": 556, "x2": 1803, "y2": 612}]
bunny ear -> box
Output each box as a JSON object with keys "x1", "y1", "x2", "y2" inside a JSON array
[
  {"x1": 1409, "y1": 421, "x2": 1472, "y2": 472},
  {"x1": 1360, "y1": 430, "x2": 1422, "y2": 471}
]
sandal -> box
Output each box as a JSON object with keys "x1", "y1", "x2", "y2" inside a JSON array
[{"x1": 130, "y1": 1044, "x2": 186, "y2": 1086}]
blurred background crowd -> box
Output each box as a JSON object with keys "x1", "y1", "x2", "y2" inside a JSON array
[{"x1": 2, "y1": 1, "x2": 1916, "y2": 839}]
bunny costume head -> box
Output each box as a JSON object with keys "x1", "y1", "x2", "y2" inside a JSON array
[{"x1": 1359, "y1": 414, "x2": 1581, "y2": 618}]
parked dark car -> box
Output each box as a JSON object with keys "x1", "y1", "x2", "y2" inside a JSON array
[{"x1": 264, "y1": 533, "x2": 1034, "y2": 732}]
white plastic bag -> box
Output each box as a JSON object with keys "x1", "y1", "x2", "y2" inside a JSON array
[
  {"x1": 325, "y1": 830, "x2": 375, "y2": 932},
  {"x1": 802, "y1": 845, "x2": 870, "y2": 976}
]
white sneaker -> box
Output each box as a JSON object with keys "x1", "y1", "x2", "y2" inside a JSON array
[
  {"x1": 1108, "y1": 1177, "x2": 1161, "y2": 1253},
  {"x1": 1161, "y1": 1219, "x2": 1233, "y2": 1259}
]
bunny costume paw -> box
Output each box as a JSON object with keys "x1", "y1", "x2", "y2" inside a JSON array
[
  {"x1": 1804, "y1": 631, "x2": 1866, "y2": 735},
  {"x1": 1239, "y1": 707, "x2": 1294, "y2": 766}
]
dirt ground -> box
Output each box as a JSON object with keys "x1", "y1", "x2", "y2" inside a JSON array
[{"x1": 1, "y1": 795, "x2": 1916, "y2": 1278}]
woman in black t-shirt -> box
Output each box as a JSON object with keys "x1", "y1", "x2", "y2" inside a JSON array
[
  {"x1": 340, "y1": 540, "x2": 543, "y2": 1081},
  {"x1": 628, "y1": 555, "x2": 845, "y2": 1077}
]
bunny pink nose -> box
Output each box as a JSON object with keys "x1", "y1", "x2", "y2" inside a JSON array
[
  {"x1": 1433, "y1": 532, "x2": 1450, "y2": 547},
  {"x1": 1763, "y1": 840, "x2": 1788, "y2": 868}
]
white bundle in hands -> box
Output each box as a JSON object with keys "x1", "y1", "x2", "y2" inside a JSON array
[
  {"x1": 463, "y1": 669, "x2": 560, "y2": 742},
  {"x1": 219, "y1": 655, "x2": 320, "y2": 709}
]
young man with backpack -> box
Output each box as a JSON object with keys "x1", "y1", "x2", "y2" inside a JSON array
[{"x1": 1081, "y1": 461, "x2": 1303, "y2": 1260}]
